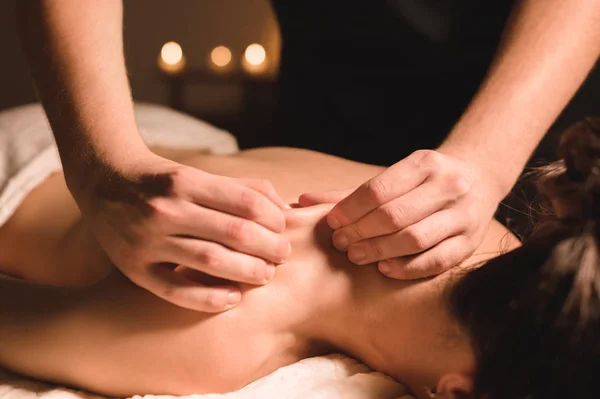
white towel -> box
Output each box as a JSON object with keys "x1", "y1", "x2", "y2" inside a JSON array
[
  {"x1": 0, "y1": 103, "x2": 238, "y2": 228},
  {"x1": 0, "y1": 355, "x2": 409, "y2": 399}
]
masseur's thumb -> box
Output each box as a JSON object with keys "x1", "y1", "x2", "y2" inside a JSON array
[{"x1": 298, "y1": 188, "x2": 355, "y2": 206}]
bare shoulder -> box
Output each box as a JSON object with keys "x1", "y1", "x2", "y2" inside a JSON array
[{"x1": 181, "y1": 147, "x2": 385, "y2": 203}]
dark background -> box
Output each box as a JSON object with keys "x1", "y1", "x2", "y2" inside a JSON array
[
  {"x1": 1, "y1": 1, "x2": 598, "y2": 153},
  {"x1": 0, "y1": 0, "x2": 281, "y2": 142},
  {"x1": 1, "y1": 0, "x2": 599, "y2": 236}
]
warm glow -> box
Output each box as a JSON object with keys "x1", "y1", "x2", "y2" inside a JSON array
[
  {"x1": 210, "y1": 46, "x2": 232, "y2": 67},
  {"x1": 244, "y1": 43, "x2": 266, "y2": 66},
  {"x1": 161, "y1": 41, "x2": 183, "y2": 66}
]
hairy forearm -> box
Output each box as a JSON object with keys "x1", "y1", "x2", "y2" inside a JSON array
[
  {"x1": 16, "y1": 0, "x2": 147, "y2": 191},
  {"x1": 440, "y1": 0, "x2": 600, "y2": 198}
]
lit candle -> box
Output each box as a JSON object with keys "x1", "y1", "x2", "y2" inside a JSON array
[
  {"x1": 158, "y1": 41, "x2": 186, "y2": 74},
  {"x1": 242, "y1": 43, "x2": 267, "y2": 75},
  {"x1": 208, "y1": 45, "x2": 233, "y2": 73}
]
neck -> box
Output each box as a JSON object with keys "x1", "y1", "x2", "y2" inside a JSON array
[
  {"x1": 281, "y1": 206, "x2": 383, "y2": 358},
  {"x1": 303, "y1": 260, "x2": 470, "y2": 393},
  {"x1": 281, "y1": 205, "x2": 472, "y2": 390},
  {"x1": 307, "y1": 262, "x2": 413, "y2": 367},
  {"x1": 283, "y1": 205, "x2": 418, "y2": 363},
  {"x1": 281, "y1": 206, "x2": 513, "y2": 397}
]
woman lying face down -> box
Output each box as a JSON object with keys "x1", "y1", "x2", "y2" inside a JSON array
[{"x1": 1, "y1": 118, "x2": 599, "y2": 399}]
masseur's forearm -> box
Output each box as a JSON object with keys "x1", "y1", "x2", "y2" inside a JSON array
[
  {"x1": 16, "y1": 0, "x2": 146, "y2": 192},
  {"x1": 440, "y1": 0, "x2": 600, "y2": 199}
]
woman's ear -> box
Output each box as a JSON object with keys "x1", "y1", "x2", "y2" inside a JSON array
[{"x1": 435, "y1": 373, "x2": 474, "y2": 399}]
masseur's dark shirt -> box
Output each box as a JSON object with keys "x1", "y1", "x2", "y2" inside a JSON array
[{"x1": 271, "y1": 1, "x2": 514, "y2": 165}]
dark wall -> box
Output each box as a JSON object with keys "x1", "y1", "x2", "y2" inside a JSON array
[
  {"x1": 0, "y1": 0, "x2": 280, "y2": 112},
  {"x1": 0, "y1": 0, "x2": 597, "y2": 134},
  {"x1": 0, "y1": 0, "x2": 37, "y2": 110}
]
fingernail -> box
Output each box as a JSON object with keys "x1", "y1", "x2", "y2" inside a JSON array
[
  {"x1": 328, "y1": 214, "x2": 342, "y2": 229},
  {"x1": 264, "y1": 264, "x2": 276, "y2": 282},
  {"x1": 349, "y1": 246, "x2": 366, "y2": 263},
  {"x1": 227, "y1": 290, "x2": 241, "y2": 305},
  {"x1": 276, "y1": 241, "x2": 292, "y2": 263},
  {"x1": 379, "y1": 261, "x2": 393, "y2": 274},
  {"x1": 333, "y1": 232, "x2": 349, "y2": 250}
]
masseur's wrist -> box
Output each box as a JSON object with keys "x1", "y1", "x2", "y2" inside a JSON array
[
  {"x1": 436, "y1": 142, "x2": 512, "y2": 205},
  {"x1": 61, "y1": 127, "x2": 152, "y2": 201}
]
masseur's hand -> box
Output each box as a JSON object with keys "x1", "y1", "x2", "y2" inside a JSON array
[
  {"x1": 300, "y1": 150, "x2": 503, "y2": 279},
  {"x1": 77, "y1": 150, "x2": 290, "y2": 312}
]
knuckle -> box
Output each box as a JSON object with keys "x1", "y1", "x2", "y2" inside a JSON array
[
  {"x1": 226, "y1": 218, "x2": 251, "y2": 244},
  {"x1": 369, "y1": 241, "x2": 385, "y2": 258},
  {"x1": 381, "y1": 205, "x2": 406, "y2": 228},
  {"x1": 404, "y1": 227, "x2": 430, "y2": 251},
  {"x1": 422, "y1": 254, "x2": 449, "y2": 274},
  {"x1": 240, "y1": 189, "x2": 261, "y2": 217},
  {"x1": 203, "y1": 290, "x2": 224, "y2": 310},
  {"x1": 418, "y1": 150, "x2": 442, "y2": 169},
  {"x1": 257, "y1": 178, "x2": 275, "y2": 191},
  {"x1": 352, "y1": 226, "x2": 366, "y2": 241},
  {"x1": 199, "y1": 248, "x2": 221, "y2": 270},
  {"x1": 430, "y1": 256, "x2": 448, "y2": 272},
  {"x1": 147, "y1": 198, "x2": 174, "y2": 221},
  {"x1": 168, "y1": 166, "x2": 187, "y2": 183},
  {"x1": 163, "y1": 167, "x2": 186, "y2": 193},
  {"x1": 365, "y1": 178, "x2": 390, "y2": 204},
  {"x1": 445, "y1": 172, "x2": 471, "y2": 197}
]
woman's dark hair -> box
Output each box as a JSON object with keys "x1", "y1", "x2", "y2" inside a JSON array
[{"x1": 450, "y1": 117, "x2": 600, "y2": 399}]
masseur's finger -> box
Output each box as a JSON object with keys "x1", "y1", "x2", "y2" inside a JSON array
[
  {"x1": 162, "y1": 237, "x2": 275, "y2": 285},
  {"x1": 327, "y1": 152, "x2": 428, "y2": 229},
  {"x1": 174, "y1": 201, "x2": 291, "y2": 264},
  {"x1": 346, "y1": 209, "x2": 467, "y2": 264},
  {"x1": 133, "y1": 263, "x2": 241, "y2": 312},
  {"x1": 237, "y1": 177, "x2": 289, "y2": 209},
  {"x1": 332, "y1": 181, "x2": 456, "y2": 250},
  {"x1": 184, "y1": 171, "x2": 286, "y2": 233},
  {"x1": 284, "y1": 203, "x2": 335, "y2": 229},
  {"x1": 378, "y1": 236, "x2": 472, "y2": 280},
  {"x1": 298, "y1": 188, "x2": 355, "y2": 206}
]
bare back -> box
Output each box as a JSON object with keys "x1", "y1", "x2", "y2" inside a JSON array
[{"x1": 0, "y1": 147, "x2": 512, "y2": 396}]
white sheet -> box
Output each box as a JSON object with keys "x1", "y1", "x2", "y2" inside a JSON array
[
  {"x1": 0, "y1": 355, "x2": 410, "y2": 399},
  {"x1": 0, "y1": 103, "x2": 413, "y2": 399},
  {"x1": 0, "y1": 103, "x2": 238, "y2": 228}
]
